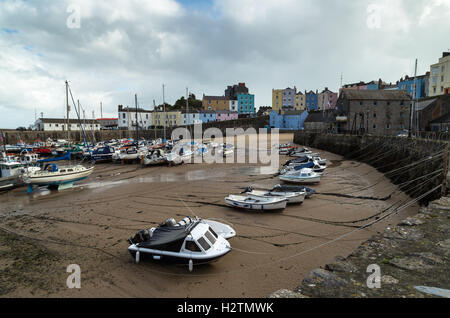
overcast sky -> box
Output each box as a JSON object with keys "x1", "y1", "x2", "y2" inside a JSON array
[{"x1": 1, "y1": 0, "x2": 449, "y2": 128}]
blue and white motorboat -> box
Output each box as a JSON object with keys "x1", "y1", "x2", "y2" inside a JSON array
[{"x1": 279, "y1": 168, "x2": 321, "y2": 184}]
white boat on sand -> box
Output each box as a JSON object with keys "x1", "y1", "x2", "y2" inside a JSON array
[
  {"x1": 127, "y1": 217, "x2": 233, "y2": 270},
  {"x1": 24, "y1": 163, "x2": 94, "y2": 192},
  {"x1": 280, "y1": 168, "x2": 321, "y2": 184},
  {"x1": 225, "y1": 194, "x2": 287, "y2": 211},
  {"x1": 242, "y1": 186, "x2": 305, "y2": 204}
]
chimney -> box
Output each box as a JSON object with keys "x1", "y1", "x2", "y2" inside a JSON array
[
  {"x1": 443, "y1": 52, "x2": 450, "y2": 58},
  {"x1": 118, "y1": 105, "x2": 123, "y2": 111}
]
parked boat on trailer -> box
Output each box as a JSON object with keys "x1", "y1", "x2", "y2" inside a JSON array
[
  {"x1": 127, "y1": 217, "x2": 233, "y2": 270},
  {"x1": 241, "y1": 186, "x2": 305, "y2": 204},
  {"x1": 225, "y1": 194, "x2": 287, "y2": 211}
]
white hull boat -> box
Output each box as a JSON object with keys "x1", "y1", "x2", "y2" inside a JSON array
[
  {"x1": 127, "y1": 217, "x2": 233, "y2": 269},
  {"x1": 225, "y1": 195, "x2": 287, "y2": 211},
  {"x1": 280, "y1": 168, "x2": 321, "y2": 184},
  {"x1": 243, "y1": 187, "x2": 305, "y2": 204},
  {"x1": 24, "y1": 164, "x2": 94, "y2": 191}
]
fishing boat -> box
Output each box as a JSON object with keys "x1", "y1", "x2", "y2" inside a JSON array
[
  {"x1": 225, "y1": 194, "x2": 287, "y2": 211},
  {"x1": 127, "y1": 217, "x2": 233, "y2": 270},
  {"x1": 279, "y1": 168, "x2": 321, "y2": 184},
  {"x1": 23, "y1": 163, "x2": 94, "y2": 192},
  {"x1": 242, "y1": 186, "x2": 305, "y2": 204},
  {"x1": 143, "y1": 149, "x2": 167, "y2": 166},
  {"x1": 270, "y1": 184, "x2": 315, "y2": 199}
]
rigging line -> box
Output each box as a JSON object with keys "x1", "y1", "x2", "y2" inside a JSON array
[{"x1": 320, "y1": 153, "x2": 444, "y2": 194}]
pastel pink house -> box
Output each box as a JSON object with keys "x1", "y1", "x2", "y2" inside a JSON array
[{"x1": 215, "y1": 110, "x2": 239, "y2": 121}]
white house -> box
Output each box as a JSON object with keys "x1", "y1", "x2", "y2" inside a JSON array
[
  {"x1": 229, "y1": 100, "x2": 238, "y2": 112},
  {"x1": 34, "y1": 118, "x2": 100, "y2": 131},
  {"x1": 118, "y1": 105, "x2": 153, "y2": 130}
]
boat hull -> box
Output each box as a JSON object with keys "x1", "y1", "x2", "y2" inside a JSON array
[
  {"x1": 247, "y1": 191, "x2": 305, "y2": 204},
  {"x1": 26, "y1": 166, "x2": 94, "y2": 186},
  {"x1": 225, "y1": 197, "x2": 287, "y2": 211},
  {"x1": 280, "y1": 175, "x2": 320, "y2": 184},
  {"x1": 127, "y1": 246, "x2": 231, "y2": 265}
]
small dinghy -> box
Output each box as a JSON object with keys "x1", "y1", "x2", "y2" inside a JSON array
[
  {"x1": 127, "y1": 217, "x2": 233, "y2": 270},
  {"x1": 225, "y1": 194, "x2": 287, "y2": 211},
  {"x1": 280, "y1": 168, "x2": 321, "y2": 184},
  {"x1": 270, "y1": 184, "x2": 315, "y2": 199},
  {"x1": 242, "y1": 186, "x2": 305, "y2": 204}
]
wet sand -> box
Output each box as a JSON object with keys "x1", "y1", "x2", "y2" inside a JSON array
[{"x1": 0, "y1": 134, "x2": 419, "y2": 297}]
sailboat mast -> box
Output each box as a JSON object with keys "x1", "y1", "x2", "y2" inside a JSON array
[
  {"x1": 163, "y1": 84, "x2": 166, "y2": 140},
  {"x1": 135, "y1": 94, "x2": 139, "y2": 141},
  {"x1": 66, "y1": 80, "x2": 70, "y2": 141}
]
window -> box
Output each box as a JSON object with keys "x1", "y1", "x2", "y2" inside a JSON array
[
  {"x1": 442, "y1": 76, "x2": 445, "y2": 82},
  {"x1": 185, "y1": 241, "x2": 201, "y2": 252},
  {"x1": 123, "y1": 113, "x2": 125, "y2": 118},
  {"x1": 205, "y1": 231, "x2": 216, "y2": 245},
  {"x1": 360, "y1": 101, "x2": 363, "y2": 106},
  {"x1": 373, "y1": 113, "x2": 376, "y2": 118},
  {"x1": 442, "y1": 87, "x2": 444, "y2": 93},
  {"x1": 209, "y1": 227, "x2": 218, "y2": 239},
  {"x1": 197, "y1": 237, "x2": 211, "y2": 251},
  {"x1": 373, "y1": 101, "x2": 377, "y2": 106},
  {"x1": 373, "y1": 124, "x2": 376, "y2": 129},
  {"x1": 386, "y1": 124, "x2": 390, "y2": 129}
]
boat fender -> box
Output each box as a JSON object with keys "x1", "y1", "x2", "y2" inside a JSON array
[
  {"x1": 188, "y1": 259, "x2": 193, "y2": 272},
  {"x1": 135, "y1": 251, "x2": 140, "y2": 264}
]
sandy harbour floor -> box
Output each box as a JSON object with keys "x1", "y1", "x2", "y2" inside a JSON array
[{"x1": 0, "y1": 134, "x2": 418, "y2": 297}]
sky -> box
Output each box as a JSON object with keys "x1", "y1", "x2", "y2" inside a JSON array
[{"x1": 0, "y1": 0, "x2": 450, "y2": 128}]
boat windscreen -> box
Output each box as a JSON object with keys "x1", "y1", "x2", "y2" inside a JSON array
[{"x1": 197, "y1": 237, "x2": 211, "y2": 251}]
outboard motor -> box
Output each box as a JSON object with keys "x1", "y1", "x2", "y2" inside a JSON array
[
  {"x1": 240, "y1": 186, "x2": 253, "y2": 194},
  {"x1": 165, "y1": 218, "x2": 177, "y2": 227}
]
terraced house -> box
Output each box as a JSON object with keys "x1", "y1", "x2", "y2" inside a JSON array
[
  {"x1": 202, "y1": 95, "x2": 229, "y2": 111},
  {"x1": 429, "y1": 52, "x2": 450, "y2": 97},
  {"x1": 152, "y1": 110, "x2": 181, "y2": 128}
]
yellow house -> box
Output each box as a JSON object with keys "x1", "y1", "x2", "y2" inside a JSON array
[
  {"x1": 294, "y1": 92, "x2": 305, "y2": 110},
  {"x1": 429, "y1": 52, "x2": 450, "y2": 97},
  {"x1": 152, "y1": 110, "x2": 181, "y2": 127},
  {"x1": 202, "y1": 95, "x2": 230, "y2": 111},
  {"x1": 272, "y1": 89, "x2": 283, "y2": 112}
]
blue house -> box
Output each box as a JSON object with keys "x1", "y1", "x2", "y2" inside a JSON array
[
  {"x1": 237, "y1": 93, "x2": 255, "y2": 114},
  {"x1": 305, "y1": 91, "x2": 318, "y2": 111},
  {"x1": 200, "y1": 110, "x2": 217, "y2": 123},
  {"x1": 270, "y1": 110, "x2": 309, "y2": 130},
  {"x1": 398, "y1": 75, "x2": 428, "y2": 99}
]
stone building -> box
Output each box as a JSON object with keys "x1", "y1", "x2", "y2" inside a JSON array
[{"x1": 335, "y1": 89, "x2": 411, "y2": 135}]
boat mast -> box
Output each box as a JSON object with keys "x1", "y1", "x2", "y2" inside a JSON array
[
  {"x1": 135, "y1": 94, "x2": 139, "y2": 141},
  {"x1": 153, "y1": 99, "x2": 157, "y2": 140},
  {"x1": 78, "y1": 100, "x2": 81, "y2": 142},
  {"x1": 66, "y1": 80, "x2": 70, "y2": 141},
  {"x1": 163, "y1": 84, "x2": 166, "y2": 141}
]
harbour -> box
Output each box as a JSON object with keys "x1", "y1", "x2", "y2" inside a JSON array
[{"x1": 0, "y1": 133, "x2": 421, "y2": 297}]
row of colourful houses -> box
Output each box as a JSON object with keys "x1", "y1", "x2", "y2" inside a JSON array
[
  {"x1": 272, "y1": 87, "x2": 338, "y2": 113},
  {"x1": 118, "y1": 105, "x2": 239, "y2": 129}
]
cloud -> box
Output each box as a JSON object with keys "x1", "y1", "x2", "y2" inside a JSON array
[{"x1": 0, "y1": 0, "x2": 449, "y2": 128}]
